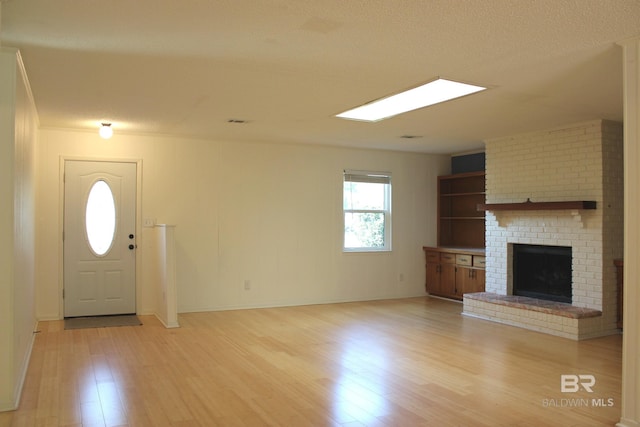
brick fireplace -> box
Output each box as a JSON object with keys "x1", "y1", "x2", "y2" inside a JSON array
[{"x1": 463, "y1": 120, "x2": 623, "y2": 340}]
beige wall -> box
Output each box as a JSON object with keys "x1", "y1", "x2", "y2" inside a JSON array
[{"x1": 36, "y1": 128, "x2": 449, "y2": 319}]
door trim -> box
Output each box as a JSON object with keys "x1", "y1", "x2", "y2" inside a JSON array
[{"x1": 58, "y1": 156, "x2": 143, "y2": 319}]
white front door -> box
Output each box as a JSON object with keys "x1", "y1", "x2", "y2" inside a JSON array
[{"x1": 64, "y1": 160, "x2": 137, "y2": 317}]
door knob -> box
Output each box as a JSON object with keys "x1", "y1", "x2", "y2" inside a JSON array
[{"x1": 129, "y1": 234, "x2": 134, "y2": 239}]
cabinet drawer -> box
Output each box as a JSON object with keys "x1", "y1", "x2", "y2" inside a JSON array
[
  {"x1": 473, "y1": 256, "x2": 486, "y2": 268},
  {"x1": 440, "y1": 253, "x2": 456, "y2": 264},
  {"x1": 425, "y1": 251, "x2": 440, "y2": 263},
  {"x1": 456, "y1": 254, "x2": 472, "y2": 266}
]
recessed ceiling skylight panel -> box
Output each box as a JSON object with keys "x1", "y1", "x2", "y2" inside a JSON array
[{"x1": 336, "y1": 78, "x2": 487, "y2": 122}]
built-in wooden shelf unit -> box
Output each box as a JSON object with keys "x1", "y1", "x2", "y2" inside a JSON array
[{"x1": 437, "y1": 171, "x2": 486, "y2": 249}]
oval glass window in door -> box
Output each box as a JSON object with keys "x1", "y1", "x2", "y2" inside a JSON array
[{"x1": 85, "y1": 180, "x2": 116, "y2": 256}]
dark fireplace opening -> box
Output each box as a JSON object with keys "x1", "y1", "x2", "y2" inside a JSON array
[{"x1": 513, "y1": 244, "x2": 572, "y2": 304}]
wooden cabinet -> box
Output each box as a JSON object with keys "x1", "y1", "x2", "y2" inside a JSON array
[
  {"x1": 423, "y1": 247, "x2": 485, "y2": 300},
  {"x1": 426, "y1": 252, "x2": 456, "y2": 296},
  {"x1": 425, "y1": 257, "x2": 455, "y2": 296},
  {"x1": 425, "y1": 250, "x2": 441, "y2": 295},
  {"x1": 456, "y1": 266, "x2": 485, "y2": 296},
  {"x1": 438, "y1": 171, "x2": 486, "y2": 248}
]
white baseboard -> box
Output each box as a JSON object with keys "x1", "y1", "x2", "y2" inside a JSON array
[
  {"x1": 154, "y1": 313, "x2": 180, "y2": 329},
  {"x1": 617, "y1": 418, "x2": 640, "y2": 427},
  {"x1": 0, "y1": 321, "x2": 38, "y2": 412}
]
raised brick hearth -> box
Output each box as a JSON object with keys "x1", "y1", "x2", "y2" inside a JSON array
[
  {"x1": 462, "y1": 120, "x2": 623, "y2": 340},
  {"x1": 464, "y1": 292, "x2": 603, "y2": 340},
  {"x1": 465, "y1": 292, "x2": 601, "y2": 319}
]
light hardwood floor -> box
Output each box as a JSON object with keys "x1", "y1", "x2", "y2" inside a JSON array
[{"x1": 0, "y1": 297, "x2": 622, "y2": 427}]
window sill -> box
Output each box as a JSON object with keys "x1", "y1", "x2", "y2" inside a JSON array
[{"x1": 343, "y1": 248, "x2": 392, "y2": 253}]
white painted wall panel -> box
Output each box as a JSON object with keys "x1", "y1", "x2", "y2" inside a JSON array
[
  {"x1": 0, "y1": 47, "x2": 17, "y2": 414},
  {"x1": 0, "y1": 48, "x2": 38, "y2": 412}
]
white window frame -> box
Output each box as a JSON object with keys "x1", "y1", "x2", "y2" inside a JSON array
[{"x1": 343, "y1": 170, "x2": 392, "y2": 252}]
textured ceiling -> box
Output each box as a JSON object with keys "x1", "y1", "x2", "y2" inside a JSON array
[{"x1": 2, "y1": 0, "x2": 640, "y2": 153}]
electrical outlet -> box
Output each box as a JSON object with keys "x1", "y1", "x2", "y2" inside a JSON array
[
  {"x1": 244, "y1": 280, "x2": 251, "y2": 290},
  {"x1": 399, "y1": 273, "x2": 405, "y2": 282}
]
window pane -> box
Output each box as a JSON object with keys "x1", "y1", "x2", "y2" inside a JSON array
[
  {"x1": 344, "y1": 212, "x2": 385, "y2": 248},
  {"x1": 86, "y1": 180, "x2": 116, "y2": 256},
  {"x1": 343, "y1": 181, "x2": 386, "y2": 210}
]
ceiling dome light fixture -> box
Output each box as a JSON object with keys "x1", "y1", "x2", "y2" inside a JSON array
[{"x1": 99, "y1": 123, "x2": 113, "y2": 139}]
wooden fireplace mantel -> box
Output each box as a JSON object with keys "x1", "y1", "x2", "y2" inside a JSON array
[{"x1": 477, "y1": 199, "x2": 596, "y2": 212}]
